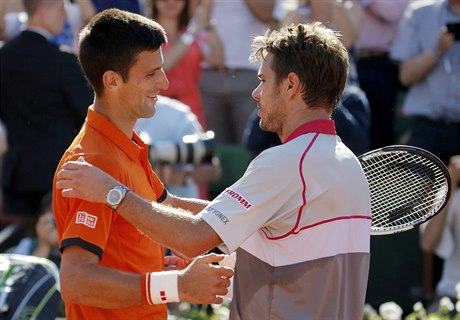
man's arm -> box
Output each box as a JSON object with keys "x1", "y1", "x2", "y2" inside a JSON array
[
  {"x1": 117, "y1": 190, "x2": 222, "y2": 258},
  {"x1": 244, "y1": 0, "x2": 275, "y2": 23},
  {"x1": 60, "y1": 245, "x2": 232, "y2": 307},
  {"x1": 398, "y1": 28, "x2": 455, "y2": 86},
  {"x1": 56, "y1": 158, "x2": 223, "y2": 258}
]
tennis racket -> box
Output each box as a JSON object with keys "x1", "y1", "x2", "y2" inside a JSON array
[{"x1": 358, "y1": 145, "x2": 451, "y2": 235}]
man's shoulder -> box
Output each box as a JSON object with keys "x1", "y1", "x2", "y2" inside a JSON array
[
  {"x1": 1, "y1": 31, "x2": 77, "y2": 61},
  {"x1": 407, "y1": 0, "x2": 443, "y2": 16}
]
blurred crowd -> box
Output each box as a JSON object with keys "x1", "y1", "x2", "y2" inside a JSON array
[{"x1": 0, "y1": 0, "x2": 459, "y2": 317}]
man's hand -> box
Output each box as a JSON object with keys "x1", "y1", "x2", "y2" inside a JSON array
[
  {"x1": 164, "y1": 255, "x2": 190, "y2": 271},
  {"x1": 56, "y1": 157, "x2": 117, "y2": 204},
  {"x1": 436, "y1": 26, "x2": 455, "y2": 56},
  {"x1": 178, "y1": 254, "x2": 233, "y2": 304}
]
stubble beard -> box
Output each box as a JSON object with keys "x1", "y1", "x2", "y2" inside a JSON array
[{"x1": 259, "y1": 91, "x2": 284, "y2": 135}]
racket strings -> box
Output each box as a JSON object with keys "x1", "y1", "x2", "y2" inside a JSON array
[{"x1": 361, "y1": 151, "x2": 449, "y2": 231}]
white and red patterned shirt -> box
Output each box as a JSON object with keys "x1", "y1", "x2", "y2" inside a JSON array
[{"x1": 200, "y1": 119, "x2": 371, "y2": 319}]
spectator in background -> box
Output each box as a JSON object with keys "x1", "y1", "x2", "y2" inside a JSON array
[
  {"x1": 7, "y1": 192, "x2": 60, "y2": 268},
  {"x1": 390, "y1": 0, "x2": 460, "y2": 165},
  {"x1": 0, "y1": 0, "x2": 25, "y2": 41},
  {"x1": 5, "y1": 190, "x2": 65, "y2": 317},
  {"x1": 0, "y1": 0, "x2": 96, "y2": 52},
  {"x1": 390, "y1": 0, "x2": 459, "y2": 308},
  {"x1": 51, "y1": 0, "x2": 96, "y2": 51},
  {"x1": 149, "y1": 0, "x2": 224, "y2": 128},
  {"x1": 199, "y1": 0, "x2": 276, "y2": 143},
  {"x1": 0, "y1": 0, "x2": 94, "y2": 218},
  {"x1": 356, "y1": 0, "x2": 409, "y2": 149},
  {"x1": 135, "y1": 95, "x2": 221, "y2": 199},
  {"x1": 421, "y1": 155, "x2": 460, "y2": 315}
]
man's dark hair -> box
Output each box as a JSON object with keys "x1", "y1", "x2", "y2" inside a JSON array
[
  {"x1": 250, "y1": 22, "x2": 349, "y2": 111},
  {"x1": 78, "y1": 8, "x2": 167, "y2": 96}
]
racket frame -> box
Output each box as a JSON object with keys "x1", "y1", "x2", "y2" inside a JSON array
[{"x1": 358, "y1": 145, "x2": 452, "y2": 235}]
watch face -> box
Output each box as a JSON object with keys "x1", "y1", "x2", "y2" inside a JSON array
[{"x1": 108, "y1": 189, "x2": 122, "y2": 205}]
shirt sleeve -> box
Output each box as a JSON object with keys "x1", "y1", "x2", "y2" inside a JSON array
[
  {"x1": 199, "y1": 148, "x2": 301, "y2": 254},
  {"x1": 60, "y1": 197, "x2": 113, "y2": 260},
  {"x1": 57, "y1": 154, "x2": 121, "y2": 259},
  {"x1": 390, "y1": 6, "x2": 419, "y2": 61}
]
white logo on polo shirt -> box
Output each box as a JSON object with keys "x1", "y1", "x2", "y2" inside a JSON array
[{"x1": 75, "y1": 211, "x2": 97, "y2": 228}]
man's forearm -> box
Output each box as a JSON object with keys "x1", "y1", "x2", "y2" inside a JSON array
[
  {"x1": 399, "y1": 51, "x2": 438, "y2": 86},
  {"x1": 166, "y1": 193, "x2": 210, "y2": 215},
  {"x1": 116, "y1": 191, "x2": 221, "y2": 258},
  {"x1": 60, "y1": 247, "x2": 233, "y2": 307}
]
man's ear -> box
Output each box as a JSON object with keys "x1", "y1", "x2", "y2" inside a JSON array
[
  {"x1": 102, "y1": 70, "x2": 121, "y2": 92},
  {"x1": 286, "y1": 72, "x2": 301, "y2": 98}
]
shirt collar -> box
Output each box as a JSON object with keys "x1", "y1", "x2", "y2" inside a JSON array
[
  {"x1": 25, "y1": 26, "x2": 52, "y2": 40},
  {"x1": 86, "y1": 107, "x2": 147, "y2": 161},
  {"x1": 284, "y1": 119, "x2": 336, "y2": 144}
]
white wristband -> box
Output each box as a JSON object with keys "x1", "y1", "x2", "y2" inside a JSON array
[{"x1": 144, "y1": 271, "x2": 180, "y2": 304}]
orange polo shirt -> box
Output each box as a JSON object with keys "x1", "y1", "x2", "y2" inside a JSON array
[{"x1": 53, "y1": 107, "x2": 168, "y2": 319}]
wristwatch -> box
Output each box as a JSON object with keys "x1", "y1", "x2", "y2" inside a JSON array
[{"x1": 106, "y1": 185, "x2": 130, "y2": 210}]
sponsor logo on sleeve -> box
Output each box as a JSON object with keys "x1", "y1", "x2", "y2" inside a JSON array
[
  {"x1": 75, "y1": 211, "x2": 97, "y2": 228},
  {"x1": 206, "y1": 206, "x2": 229, "y2": 224},
  {"x1": 224, "y1": 189, "x2": 253, "y2": 209}
]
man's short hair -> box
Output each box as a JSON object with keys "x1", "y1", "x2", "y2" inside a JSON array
[
  {"x1": 250, "y1": 22, "x2": 349, "y2": 111},
  {"x1": 78, "y1": 8, "x2": 167, "y2": 96},
  {"x1": 23, "y1": 0, "x2": 58, "y2": 16}
]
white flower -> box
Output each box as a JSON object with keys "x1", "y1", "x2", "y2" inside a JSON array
[
  {"x1": 413, "y1": 301, "x2": 425, "y2": 312},
  {"x1": 439, "y1": 296, "x2": 454, "y2": 312},
  {"x1": 211, "y1": 303, "x2": 230, "y2": 320},
  {"x1": 363, "y1": 303, "x2": 378, "y2": 318},
  {"x1": 455, "y1": 282, "x2": 460, "y2": 300},
  {"x1": 379, "y1": 301, "x2": 403, "y2": 320}
]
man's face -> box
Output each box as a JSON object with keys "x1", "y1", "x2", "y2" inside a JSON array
[
  {"x1": 41, "y1": 0, "x2": 67, "y2": 35},
  {"x1": 117, "y1": 48, "x2": 169, "y2": 123},
  {"x1": 252, "y1": 53, "x2": 286, "y2": 135}
]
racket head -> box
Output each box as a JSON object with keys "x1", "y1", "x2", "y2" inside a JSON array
[{"x1": 358, "y1": 145, "x2": 451, "y2": 235}]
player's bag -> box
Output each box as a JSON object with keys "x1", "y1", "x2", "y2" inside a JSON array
[{"x1": 0, "y1": 254, "x2": 61, "y2": 320}]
